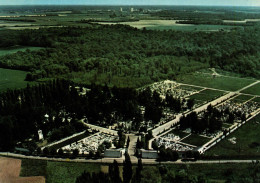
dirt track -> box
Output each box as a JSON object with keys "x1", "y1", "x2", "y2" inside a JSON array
[{"x1": 0, "y1": 157, "x2": 45, "y2": 183}]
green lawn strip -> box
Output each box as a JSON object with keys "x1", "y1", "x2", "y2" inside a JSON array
[
  {"x1": 253, "y1": 97, "x2": 260, "y2": 103},
  {"x1": 166, "y1": 129, "x2": 189, "y2": 139},
  {"x1": 205, "y1": 114, "x2": 260, "y2": 157},
  {"x1": 181, "y1": 134, "x2": 211, "y2": 147},
  {"x1": 240, "y1": 83, "x2": 260, "y2": 96},
  {"x1": 46, "y1": 161, "x2": 100, "y2": 183},
  {"x1": 188, "y1": 89, "x2": 225, "y2": 103},
  {"x1": 0, "y1": 68, "x2": 35, "y2": 92},
  {"x1": 164, "y1": 163, "x2": 252, "y2": 182},
  {"x1": 177, "y1": 85, "x2": 203, "y2": 91},
  {"x1": 20, "y1": 159, "x2": 47, "y2": 177},
  {"x1": 230, "y1": 94, "x2": 254, "y2": 104},
  {"x1": 177, "y1": 73, "x2": 255, "y2": 91}
]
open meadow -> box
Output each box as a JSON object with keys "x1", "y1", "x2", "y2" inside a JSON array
[
  {"x1": 0, "y1": 46, "x2": 43, "y2": 56},
  {"x1": 177, "y1": 72, "x2": 256, "y2": 91},
  {"x1": 97, "y1": 20, "x2": 240, "y2": 31},
  {"x1": 0, "y1": 68, "x2": 31, "y2": 92}
]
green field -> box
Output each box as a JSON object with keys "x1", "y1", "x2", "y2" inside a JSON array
[
  {"x1": 177, "y1": 85, "x2": 203, "y2": 92},
  {"x1": 230, "y1": 94, "x2": 254, "y2": 104},
  {"x1": 20, "y1": 159, "x2": 100, "y2": 183},
  {"x1": 241, "y1": 83, "x2": 260, "y2": 96},
  {"x1": 165, "y1": 163, "x2": 254, "y2": 182},
  {"x1": 0, "y1": 68, "x2": 32, "y2": 92},
  {"x1": 167, "y1": 129, "x2": 189, "y2": 139},
  {"x1": 188, "y1": 89, "x2": 225, "y2": 104},
  {"x1": 253, "y1": 97, "x2": 260, "y2": 103},
  {"x1": 205, "y1": 114, "x2": 260, "y2": 158},
  {"x1": 177, "y1": 72, "x2": 256, "y2": 91},
  {"x1": 18, "y1": 158, "x2": 255, "y2": 183},
  {"x1": 181, "y1": 134, "x2": 211, "y2": 147},
  {"x1": 0, "y1": 46, "x2": 43, "y2": 56},
  {"x1": 147, "y1": 24, "x2": 238, "y2": 31}
]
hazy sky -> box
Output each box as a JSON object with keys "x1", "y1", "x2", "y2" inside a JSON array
[{"x1": 0, "y1": 0, "x2": 260, "y2": 6}]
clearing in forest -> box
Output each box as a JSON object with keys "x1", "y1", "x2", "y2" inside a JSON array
[
  {"x1": 0, "y1": 68, "x2": 31, "y2": 92},
  {"x1": 177, "y1": 72, "x2": 256, "y2": 91}
]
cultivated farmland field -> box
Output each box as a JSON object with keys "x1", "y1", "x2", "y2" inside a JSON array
[
  {"x1": 177, "y1": 72, "x2": 256, "y2": 91},
  {"x1": 0, "y1": 68, "x2": 31, "y2": 92}
]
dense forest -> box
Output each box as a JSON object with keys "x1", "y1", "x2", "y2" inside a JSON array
[
  {"x1": 152, "y1": 8, "x2": 260, "y2": 21},
  {"x1": 0, "y1": 23, "x2": 259, "y2": 88}
]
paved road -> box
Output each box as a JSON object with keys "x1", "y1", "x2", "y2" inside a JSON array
[
  {"x1": 126, "y1": 134, "x2": 139, "y2": 161},
  {"x1": 0, "y1": 152, "x2": 258, "y2": 165}
]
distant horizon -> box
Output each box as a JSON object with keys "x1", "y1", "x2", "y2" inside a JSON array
[
  {"x1": 0, "y1": 0, "x2": 260, "y2": 7},
  {"x1": 1, "y1": 4, "x2": 260, "y2": 7}
]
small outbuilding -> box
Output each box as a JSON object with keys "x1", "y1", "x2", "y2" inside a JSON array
[
  {"x1": 104, "y1": 149, "x2": 123, "y2": 158},
  {"x1": 141, "y1": 149, "x2": 158, "y2": 159}
]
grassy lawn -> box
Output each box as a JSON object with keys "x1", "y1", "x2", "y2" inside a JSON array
[
  {"x1": 241, "y1": 83, "x2": 260, "y2": 96},
  {"x1": 177, "y1": 85, "x2": 203, "y2": 91},
  {"x1": 188, "y1": 89, "x2": 225, "y2": 104},
  {"x1": 0, "y1": 46, "x2": 43, "y2": 56},
  {"x1": 164, "y1": 163, "x2": 252, "y2": 182},
  {"x1": 181, "y1": 134, "x2": 211, "y2": 147},
  {"x1": 17, "y1": 157, "x2": 256, "y2": 183},
  {"x1": 230, "y1": 94, "x2": 254, "y2": 104},
  {"x1": 177, "y1": 72, "x2": 255, "y2": 91},
  {"x1": 205, "y1": 114, "x2": 260, "y2": 157},
  {"x1": 20, "y1": 159, "x2": 47, "y2": 178},
  {"x1": 46, "y1": 161, "x2": 100, "y2": 183},
  {"x1": 166, "y1": 129, "x2": 189, "y2": 139},
  {"x1": 0, "y1": 68, "x2": 34, "y2": 92},
  {"x1": 253, "y1": 97, "x2": 260, "y2": 103},
  {"x1": 20, "y1": 159, "x2": 100, "y2": 183}
]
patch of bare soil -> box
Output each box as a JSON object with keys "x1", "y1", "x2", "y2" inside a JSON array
[{"x1": 0, "y1": 157, "x2": 45, "y2": 183}]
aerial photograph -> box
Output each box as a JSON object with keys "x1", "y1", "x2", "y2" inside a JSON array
[{"x1": 0, "y1": 0, "x2": 259, "y2": 182}]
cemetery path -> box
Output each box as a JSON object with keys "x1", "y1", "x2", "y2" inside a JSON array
[{"x1": 126, "y1": 134, "x2": 139, "y2": 161}]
